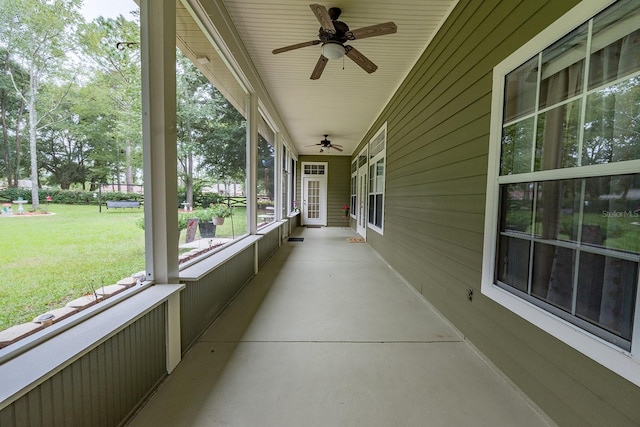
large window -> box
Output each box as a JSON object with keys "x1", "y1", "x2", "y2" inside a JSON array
[
  {"x1": 0, "y1": 0, "x2": 146, "y2": 332},
  {"x1": 368, "y1": 123, "x2": 386, "y2": 233},
  {"x1": 175, "y1": 46, "x2": 248, "y2": 265},
  {"x1": 483, "y1": 0, "x2": 640, "y2": 384},
  {"x1": 257, "y1": 114, "x2": 276, "y2": 228}
]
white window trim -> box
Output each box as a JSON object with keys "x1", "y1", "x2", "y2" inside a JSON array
[
  {"x1": 367, "y1": 122, "x2": 387, "y2": 235},
  {"x1": 350, "y1": 160, "x2": 357, "y2": 219},
  {"x1": 481, "y1": 0, "x2": 640, "y2": 387}
]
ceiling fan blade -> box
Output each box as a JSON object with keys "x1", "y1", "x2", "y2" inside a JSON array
[
  {"x1": 347, "y1": 22, "x2": 397, "y2": 40},
  {"x1": 310, "y1": 55, "x2": 329, "y2": 80},
  {"x1": 309, "y1": 4, "x2": 336, "y2": 34},
  {"x1": 344, "y1": 46, "x2": 378, "y2": 74},
  {"x1": 331, "y1": 145, "x2": 344, "y2": 152},
  {"x1": 273, "y1": 40, "x2": 320, "y2": 54}
]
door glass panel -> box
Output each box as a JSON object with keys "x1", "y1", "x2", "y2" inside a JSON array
[{"x1": 308, "y1": 180, "x2": 320, "y2": 219}]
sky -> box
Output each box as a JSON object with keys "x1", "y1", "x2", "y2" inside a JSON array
[{"x1": 79, "y1": 0, "x2": 137, "y2": 21}]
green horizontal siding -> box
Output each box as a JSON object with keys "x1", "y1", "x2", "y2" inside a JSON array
[{"x1": 355, "y1": 0, "x2": 640, "y2": 425}]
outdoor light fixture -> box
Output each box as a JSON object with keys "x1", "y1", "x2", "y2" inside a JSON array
[
  {"x1": 321, "y1": 42, "x2": 345, "y2": 60},
  {"x1": 196, "y1": 56, "x2": 210, "y2": 65}
]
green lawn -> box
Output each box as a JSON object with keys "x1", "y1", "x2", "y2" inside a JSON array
[
  {"x1": 0, "y1": 204, "x2": 251, "y2": 332},
  {"x1": 0, "y1": 204, "x2": 145, "y2": 331}
]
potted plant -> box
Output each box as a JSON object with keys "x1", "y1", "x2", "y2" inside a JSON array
[
  {"x1": 210, "y1": 203, "x2": 232, "y2": 225},
  {"x1": 137, "y1": 212, "x2": 191, "y2": 239},
  {"x1": 193, "y1": 208, "x2": 216, "y2": 238}
]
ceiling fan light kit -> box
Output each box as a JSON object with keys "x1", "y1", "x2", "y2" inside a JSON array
[
  {"x1": 321, "y1": 42, "x2": 345, "y2": 60},
  {"x1": 272, "y1": 4, "x2": 397, "y2": 80}
]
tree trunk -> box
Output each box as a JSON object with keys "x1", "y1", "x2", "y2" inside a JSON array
[
  {"x1": 28, "y1": 72, "x2": 39, "y2": 209},
  {"x1": 125, "y1": 140, "x2": 133, "y2": 193},
  {"x1": 1, "y1": 86, "x2": 10, "y2": 187},
  {"x1": 1, "y1": 51, "x2": 11, "y2": 187},
  {"x1": 13, "y1": 99, "x2": 24, "y2": 188}
]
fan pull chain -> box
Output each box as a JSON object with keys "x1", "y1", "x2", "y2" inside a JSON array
[{"x1": 342, "y1": 55, "x2": 345, "y2": 70}]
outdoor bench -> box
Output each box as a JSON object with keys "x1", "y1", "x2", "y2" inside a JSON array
[{"x1": 105, "y1": 200, "x2": 141, "y2": 209}]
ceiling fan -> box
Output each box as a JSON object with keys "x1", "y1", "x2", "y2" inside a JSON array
[
  {"x1": 307, "y1": 135, "x2": 343, "y2": 152},
  {"x1": 272, "y1": 4, "x2": 397, "y2": 80}
]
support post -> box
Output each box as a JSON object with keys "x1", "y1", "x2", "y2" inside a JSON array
[{"x1": 140, "y1": 0, "x2": 178, "y2": 284}]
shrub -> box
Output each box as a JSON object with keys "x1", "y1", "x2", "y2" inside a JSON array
[{"x1": 0, "y1": 188, "x2": 143, "y2": 205}]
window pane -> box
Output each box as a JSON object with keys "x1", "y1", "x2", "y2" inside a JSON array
[
  {"x1": 350, "y1": 175, "x2": 356, "y2": 216},
  {"x1": 257, "y1": 131, "x2": 275, "y2": 228},
  {"x1": 368, "y1": 194, "x2": 375, "y2": 224},
  {"x1": 582, "y1": 174, "x2": 640, "y2": 254},
  {"x1": 375, "y1": 194, "x2": 383, "y2": 228},
  {"x1": 0, "y1": 1, "x2": 146, "y2": 332},
  {"x1": 499, "y1": 183, "x2": 534, "y2": 233},
  {"x1": 177, "y1": 49, "x2": 248, "y2": 259},
  {"x1": 577, "y1": 253, "x2": 637, "y2": 340},
  {"x1": 534, "y1": 180, "x2": 581, "y2": 243},
  {"x1": 532, "y1": 243, "x2": 575, "y2": 312},
  {"x1": 369, "y1": 164, "x2": 375, "y2": 192},
  {"x1": 369, "y1": 130, "x2": 386, "y2": 157},
  {"x1": 504, "y1": 57, "x2": 538, "y2": 123},
  {"x1": 501, "y1": 117, "x2": 534, "y2": 175},
  {"x1": 538, "y1": 25, "x2": 587, "y2": 109},
  {"x1": 497, "y1": 183, "x2": 534, "y2": 293},
  {"x1": 376, "y1": 159, "x2": 384, "y2": 192},
  {"x1": 534, "y1": 99, "x2": 581, "y2": 170},
  {"x1": 589, "y1": 0, "x2": 640, "y2": 90},
  {"x1": 497, "y1": 235, "x2": 530, "y2": 292},
  {"x1": 583, "y1": 76, "x2": 640, "y2": 165}
]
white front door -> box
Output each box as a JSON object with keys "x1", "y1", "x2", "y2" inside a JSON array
[
  {"x1": 301, "y1": 162, "x2": 327, "y2": 226},
  {"x1": 356, "y1": 149, "x2": 368, "y2": 238}
]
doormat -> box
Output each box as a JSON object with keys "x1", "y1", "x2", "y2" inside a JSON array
[
  {"x1": 305, "y1": 225, "x2": 321, "y2": 228},
  {"x1": 288, "y1": 237, "x2": 304, "y2": 242},
  {"x1": 348, "y1": 237, "x2": 365, "y2": 243}
]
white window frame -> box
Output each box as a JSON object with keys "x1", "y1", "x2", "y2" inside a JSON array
[
  {"x1": 367, "y1": 122, "x2": 387, "y2": 235},
  {"x1": 350, "y1": 159, "x2": 357, "y2": 218},
  {"x1": 481, "y1": 0, "x2": 640, "y2": 387}
]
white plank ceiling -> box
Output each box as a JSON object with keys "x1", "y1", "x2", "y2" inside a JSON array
[{"x1": 204, "y1": 0, "x2": 457, "y2": 155}]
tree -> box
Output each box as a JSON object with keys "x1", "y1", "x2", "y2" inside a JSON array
[
  {"x1": 198, "y1": 91, "x2": 247, "y2": 193},
  {"x1": 176, "y1": 52, "x2": 247, "y2": 204},
  {"x1": 37, "y1": 83, "x2": 91, "y2": 189},
  {"x1": 79, "y1": 14, "x2": 141, "y2": 192},
  {"x1": 0, "y1": 48, "x2": 28, "y2": 187},
  {"x1": 0, "y1": 0, "x2": 82, "y2": 208},
  {"x1": 176, "y1": 53, "x2": 207, "y2": 208}
]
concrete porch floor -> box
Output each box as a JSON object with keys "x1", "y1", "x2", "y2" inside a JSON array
[{"x1": 128, "y1": 227, "x2": 554, "y2": 427}]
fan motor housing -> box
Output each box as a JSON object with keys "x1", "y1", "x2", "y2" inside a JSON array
[{"x1": 319, "y1": 20, "x2": 350, "y2": 42}]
